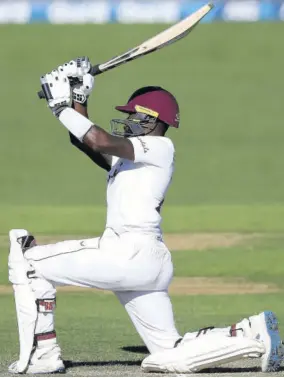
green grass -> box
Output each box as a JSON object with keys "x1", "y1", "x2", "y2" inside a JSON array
[
  {"x1": 173, "y1": 235, "x2": 284, "y2": 288},
  {"x1": 0, "y1": 23, "x2": 283, "y2": 214},
  {"x1": 1, "y1": 204, "x2": 284, "y2": 235}
]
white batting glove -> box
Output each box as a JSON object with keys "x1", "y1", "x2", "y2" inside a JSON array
[
  {"x1": 59, "y1": 57, "x2": 91, "y2": 79},
  {"x1": 72, "y1": 73, "x2": 95, "y2": 104},
  {"x1": 40, "y1": 70, "x2": 72, "y2": 117}
]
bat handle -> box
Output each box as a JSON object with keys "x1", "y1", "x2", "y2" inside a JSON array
[
  {"x1": 89, "y1": 64, "x2": 103, "y2": 76},
  {"x1": 38, "y1": 90, "x2": 46, "y2": 99},
  {"x1": 37, "y1": 64, "x2": 103, "y2": 100}
]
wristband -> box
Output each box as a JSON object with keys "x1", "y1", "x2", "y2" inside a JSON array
[{"x1": 59, "y1": 108, "x2": 93, "y2": 142}]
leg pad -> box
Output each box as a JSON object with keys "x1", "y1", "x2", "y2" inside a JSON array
[{"x1": 142, "y1": 333, "x2": 265, "y2": 373}]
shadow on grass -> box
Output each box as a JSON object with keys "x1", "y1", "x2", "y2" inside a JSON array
[
  {"x1": 121, "y1": 346, "x2": 149, "y2": 355},
  {"x1": 199, "y1": 366, "x2": 284, "y2": 374},
  {"x1": 202, "y1": 367, "x2": 259, "y2": 373},
  {"x1": 64, "y1": 360, "x2": 142, "y2": 368},
  {"x1": 64, "y1": 360, "x2": 284, "y2": 374},
  {"x1": 64, "y1": 360, "x2": 284, "y2": 376}
]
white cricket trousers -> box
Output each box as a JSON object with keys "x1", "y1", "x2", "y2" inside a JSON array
[{"x1": 25, "y1": 229, "x2": 181, "y2": 353}]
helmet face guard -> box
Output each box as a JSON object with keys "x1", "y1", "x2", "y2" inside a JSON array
[{"x1": 111, "y1": 108, "x2": 158, "y2": 138}]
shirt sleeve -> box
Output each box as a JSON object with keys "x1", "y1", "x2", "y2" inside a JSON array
[{"x1": 129, "y1": 136, "x2": 175, "y2": 167}]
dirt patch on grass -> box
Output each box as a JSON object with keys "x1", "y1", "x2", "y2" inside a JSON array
[
  {"x1": 169, "y1": 277, "x2": 280, "y2": 295},
  {"x1": 164, "y1": 233, "x2": 257, "y2": 251},
  {"x1": 0, "y1": 277, "x2": 279, "y2": 296}
]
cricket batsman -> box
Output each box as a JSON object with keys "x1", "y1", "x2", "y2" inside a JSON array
[{"x1": 8, "y1": 57, "x2": 283, "y2": 374}]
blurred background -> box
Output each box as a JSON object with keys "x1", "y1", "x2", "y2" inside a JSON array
[
  {"x1": 1, "y1": 0, "x2": 284, "y2": 23},
  {"x1": 0, "y1": 0, "x2": 283, "y2": 234}
]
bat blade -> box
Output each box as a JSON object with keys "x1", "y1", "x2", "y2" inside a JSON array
[
  {"x1": 96, "y1": 3, "x2": 214, "y2": 73},
  {"x1": 138, "y1": 3, "x2": 213, "y2": 52}
]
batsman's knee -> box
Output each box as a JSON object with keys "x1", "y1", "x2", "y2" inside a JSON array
[{"x1": 8, "y1": 229, "x2": 35, "y2": 285}]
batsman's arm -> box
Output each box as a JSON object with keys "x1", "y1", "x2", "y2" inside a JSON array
[
  {"x1": 62, "y1": 102, "x2": 134, "y2": 161},
  {"x1": 41, "y1": 70, "x2": 134, "y2": 160},
  {"x1": 83, "y1": 125, "x2": 134, "y2": 161},
  {"x1": 65, "y1": 104, "x2": 134, "y2": 161},
  {"x1": 59, "y1": 107, "x2": 134, "y2": 160},
  {"x1": 70, "y1": 102, "x2": 112, "y2": 172}
]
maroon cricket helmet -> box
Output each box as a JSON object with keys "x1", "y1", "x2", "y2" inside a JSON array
[{"x1": 115, "y1": 86, "x2": 180, "y2": 128}]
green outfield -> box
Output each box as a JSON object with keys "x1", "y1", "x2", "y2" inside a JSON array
[
  {"x1": 0, "y1": 22, "x2": 283, "y2": 376},
  {"x1": 1, "y1": 23, "x2": 283, "y2": 213}
]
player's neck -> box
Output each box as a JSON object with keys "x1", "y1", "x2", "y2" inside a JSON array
[
  {"x1": 148, "y1": 130, "x2": 163, "y2": 137},
  {"x1": 147, "y1": 124, "x2": 166, "y2": 137}
]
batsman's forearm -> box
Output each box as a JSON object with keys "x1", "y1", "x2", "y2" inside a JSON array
[
  {"x1": 59, "y1": 107, "x2": 133, "y2": 160},
  {"x1": 69, "y1": 133, "x2": 111, "y2": 171},
  {"x1": 67, "y1": 105, "x2": 112, "y2": 171},
  {"x1": 73, "y1": 101, "x2": 89, "y2": 118}
]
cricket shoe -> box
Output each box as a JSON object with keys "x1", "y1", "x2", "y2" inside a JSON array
[
  {"x1": 8, "y1": 342, "x2": 65, "y2": 374},
  {"x1": 8, "y1": 357, "x2": 65, "y2": 374},
  {"x1": 235, "y1": 311, "x2": 284, "y2": 372}
]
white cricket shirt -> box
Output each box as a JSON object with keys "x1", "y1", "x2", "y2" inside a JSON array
[{"x1": 106, "y1": 136, "x2": 175, "y2": 236}]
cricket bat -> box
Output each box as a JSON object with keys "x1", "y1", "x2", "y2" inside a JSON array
[{"x1": 38, "y1": 3, "x2": 213, "y2": 99}]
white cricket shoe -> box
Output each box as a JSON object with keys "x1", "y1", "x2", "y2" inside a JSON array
[
  {"x1": 8, "y1": 357, "x2": 65, "y2": 374},
  {"x1": 248, "y1": 311, "x2": 284, "y2": 372},
  {"x1": 9, "y1": 343, "x2": 65, "y2": 374}
]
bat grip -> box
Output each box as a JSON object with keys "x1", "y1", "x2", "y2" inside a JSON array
[
  {"x1": 37, "y1": 64, "x2": 103, "y2": 100},
  {"x1": 38, "y1": 90, "x2": 46, "y2": 99},
  {"x1": 89, "y1": 64, "x2": 103, "y2": 76}
]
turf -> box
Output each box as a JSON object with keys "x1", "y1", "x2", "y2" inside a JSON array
[
  {"x1": 1, "y1": 204, "x2": 284, "y2": 235},
  {"x1": 173, "y1": 235, "x2": 284, "y2": 288}
]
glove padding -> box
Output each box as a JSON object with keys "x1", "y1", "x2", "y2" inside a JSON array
[
  {"x1": 57, "y1": 57, "x2": 94, "y2": 105},
  {"x1": 40, "y1": 70, "x2": 72, "y2": 117},
  {"x1": 59, "y1": 57, "x2": 91, "y2": 79},
  {"x1": 72, "y1": 74, "x2": 95, "y2": 104}
]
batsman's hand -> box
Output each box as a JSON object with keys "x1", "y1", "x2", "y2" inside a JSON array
[
  {"x1": 59, "y1": 57, "x2": 92, "y2": 79},
  {"x1": 72, "y1": 73, "x2": 95, "y2": 104},
  {"x1": 40, "y1": 70, "x2": 72, "y2": 117},
  {"x1": 56, "y1": 57, "x2": 94, "y2": 105}
]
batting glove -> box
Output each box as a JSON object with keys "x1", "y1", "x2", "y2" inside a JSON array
[
  {"x1": 72, "y1": 73, "x2": 95, "y2": 105},
  {"x1": 59, "y1": 57, "x2": 91, "y2": 79},
  {"x1": 40, "y1": 70, "x2": 72, "y2": 117},
  {"x1": 56, "y1": 57, "x2": 94, "y2": 105}
]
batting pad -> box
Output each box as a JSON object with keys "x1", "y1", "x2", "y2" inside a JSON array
[
  {"x1": 9, "y1": 230, "x2": 38, "y2": 373},
  {"x1": 142, "y1": 333, "x2": 265, "y2": 373}
]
